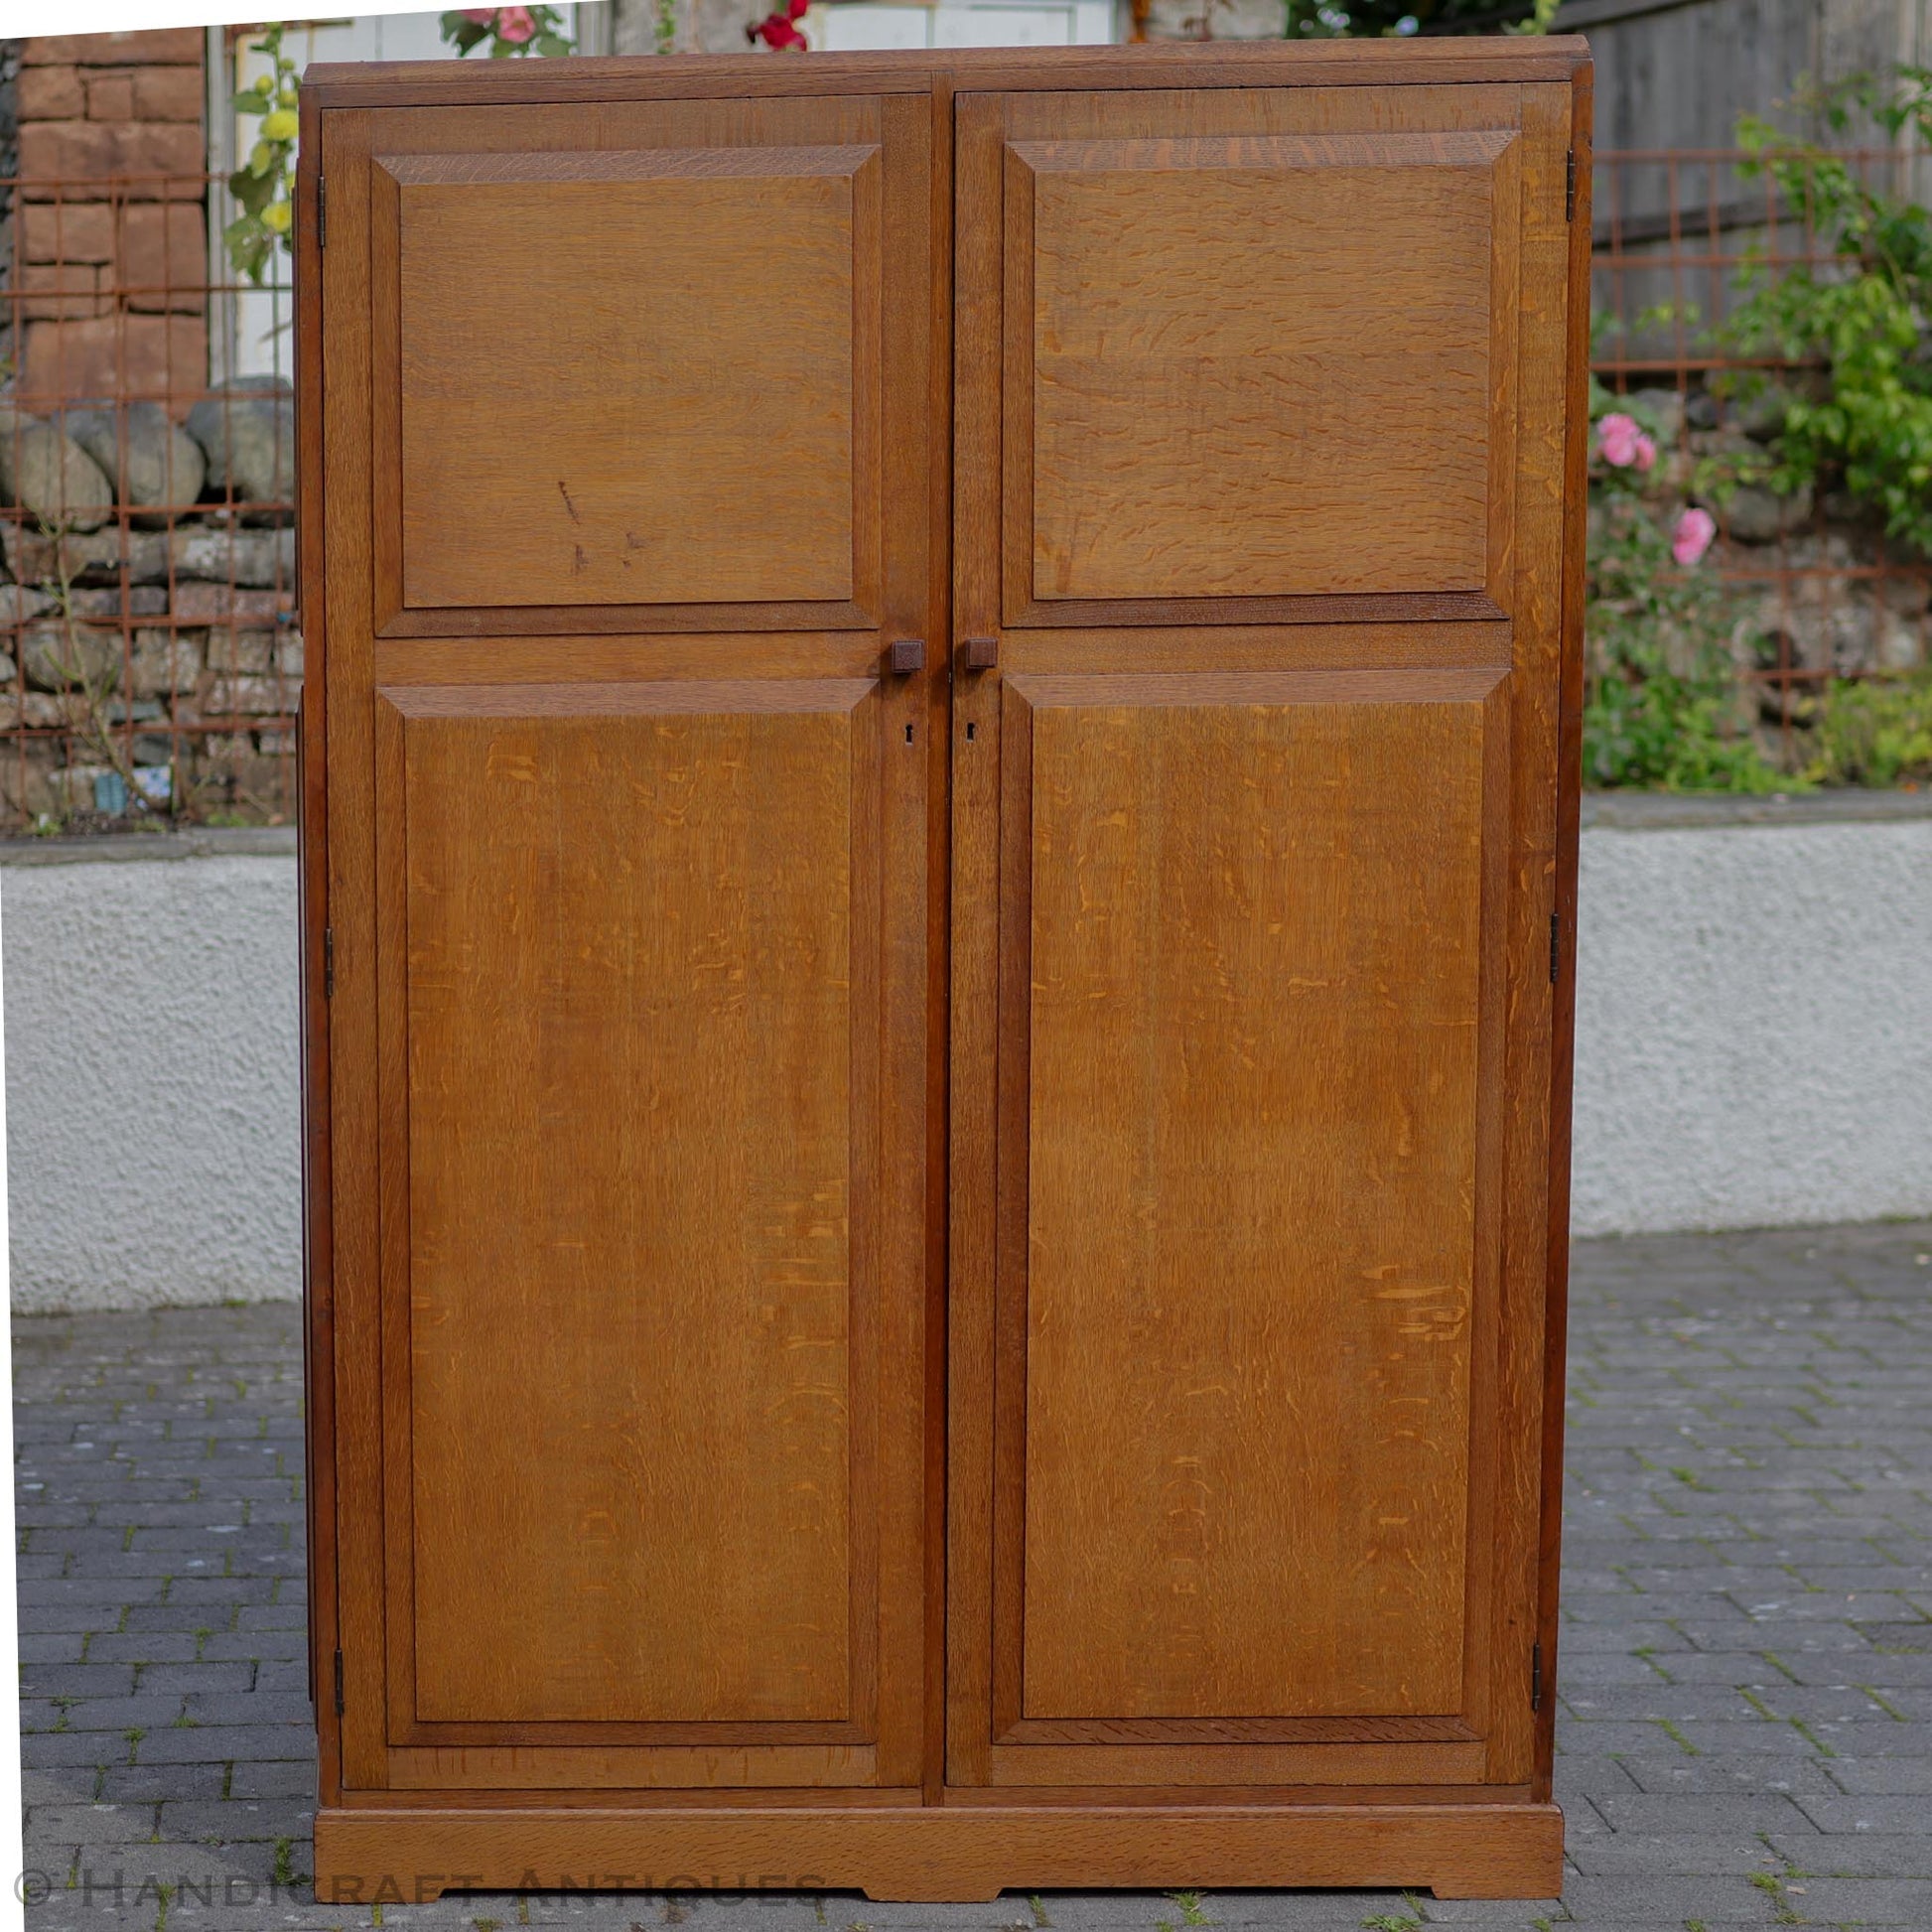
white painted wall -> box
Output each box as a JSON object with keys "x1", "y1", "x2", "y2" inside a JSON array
[
  {"x1": 4, "y1": 803, "x2": 1929, "y2": 1311},
  {"x1": 2, "y1": 837, "x2": 300, "y2": 1315},
  {"x1": 1571, "y1": 800, "x2": 1932, "y2": 1237}
]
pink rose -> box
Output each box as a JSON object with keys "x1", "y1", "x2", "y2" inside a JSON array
[
  {"x1": 1633, "y1": 432, "x2": 1657, "y2": 472},
  {"x1": 1673, "y1": 506, "x2": 1717, "y2": 567},
  {"x1": 1596, "y1": 412, "x2": 1641, "y2": 468},
  {"x1": 495, "y1": 5, "x2": 536, "y2": 39}
]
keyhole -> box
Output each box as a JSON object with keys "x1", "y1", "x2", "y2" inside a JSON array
[
  {"x1": 904, "y1": 724, "x2": 915, "y2": 744},
  {"x1": 966, "y1": 722, "x2": 977, "y2": 742}
]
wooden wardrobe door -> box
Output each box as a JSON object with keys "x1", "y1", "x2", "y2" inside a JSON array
[
  {"x1": 948, "y1": 80, "x2": 1580, "y2": 1792},
  {"x1": 317, "y1": 88, "x2": 941, "y2": 1796}
]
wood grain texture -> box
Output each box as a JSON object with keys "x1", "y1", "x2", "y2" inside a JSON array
[
  {"x1": 1015, "y1": 673, "x2": 1498, "y2": 1722},
  {"x1": 1021, "y1": 132, "x2": 1509, "y2": 603},
  {"x1": 386, "y1": 683, "x2": 868, "y2": 1727},
  {"x1": 392, "y1": 147, "x2": 875, "y2": 612},
  {"x1": 313, "y1": 1799, "x2": 1566, "y2": 1903}
]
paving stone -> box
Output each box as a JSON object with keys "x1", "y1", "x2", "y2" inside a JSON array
[
  {"x1": 1758, "y1": 1874, "x2": 1932, "y2": 1920},
  {"x1": 1793, "y1": 1793, "x2": 1932, "y2": 1832},
  {"x1": 1581, "y1": 1792, "x2": 1821, "y2": 1836},
  {"x1": 1769, "y1": 1833, "x2": 1932, "y2": 1877},
  {"x1": 13, "y1": 1220, "x2": 1931, "y2": 1929},
  {"x1": 1818, "y1": 1755, "x2": 1932, "y2": 1793}
]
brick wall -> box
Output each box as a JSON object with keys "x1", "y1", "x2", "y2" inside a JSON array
[{"x1": 11, "y1": 28, "x2": 206, "y2": 406}]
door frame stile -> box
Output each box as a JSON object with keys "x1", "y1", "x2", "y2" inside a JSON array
[
  {"x1": 1536, "y1": 56, "x2": 1595, "y2": 1805},
  {"x1": 296, "y1": 71, "x2": 340, "y2": 1812}
]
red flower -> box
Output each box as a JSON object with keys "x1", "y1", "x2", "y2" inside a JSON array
[{"x1": 748, "y1": 0, "x2": 809, "y2": 47}]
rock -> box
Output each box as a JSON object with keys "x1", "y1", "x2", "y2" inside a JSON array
[
  {"x1": 186, "y1": 378, "x2": 295, "y2": 506},
  {"x1": 205, "y1": 627, "x2": 278, "y2": 675},
  {"x1": 0, "y1": 521, "x2": 170, "y2": 587},
  {"x1": 1727, "y1": 384, "x2": 1800, "y2": 441},
  {"x1": 175, "y1": 580, "x2": 289, "y2": 625},
  {"x1": 22, "y1": 692, "x2": 85, "y2": 729},
  {"x1": 1821, "y1": 488, "x2": 1882, "y2": 528},
  {"x1": 1719, "y1": 483, "x2": 1812, "y2": 544},
  {"x1": 203, "y1": 674, "x2": 292, "y2": 715},
  {"x1": 19, "y1": 620, "x2": 124, "y2": 693},
  {"x1": 0, "y1": 404, "x2": 114, "y2": 533},
  {"x1": 131, "y1": 626, "x2": 203, "y2": 698},
  {"x1": 66, "y1": 585, "x2": 168, "y2": 620},
  {"x1": 169, "y1": 523, "x2": 295, "y2": 588},
  {"x1": 1880, "y1": 573, "x2": 1931, "y2": 617},
  {"x1": 1685, "y1": 388, "x2": 1722, "y2": 430},
  {"x1": 60, "y1": 402, "x2": 207, "y2": 527},
  {"x1": 0, "y1": 584, "x2": 55, "y2": 624},
  {"x1": 1627, "y1": 386, "x2": 1686, "y2": 446},
  {"x1": 1875, "y1": 608, "x2": 1925, "y2": 672}
]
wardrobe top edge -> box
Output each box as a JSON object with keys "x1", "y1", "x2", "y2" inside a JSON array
[{"x1": 300, "y1": 38, "x2": 1591, "y2": 111}]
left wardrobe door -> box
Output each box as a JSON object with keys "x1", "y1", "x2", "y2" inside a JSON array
[{"x1": 308, "y1": 86, "x2": 943, "y2": 1801}]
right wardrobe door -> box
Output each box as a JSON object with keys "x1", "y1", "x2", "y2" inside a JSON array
[{"x1": 947, "y1": 77, "x2": 1581, "y2": 1795}]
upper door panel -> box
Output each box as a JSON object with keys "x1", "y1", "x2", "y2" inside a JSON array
[
  {"x1": 986, "y1": 86, "x2": 1525, "y2": 627},
  {"x1": 390, "y1": 148, "x2": 877, "y2": 612},
  {"x1": 357, "y1": 95, "x2": 897, "y2": 636}
]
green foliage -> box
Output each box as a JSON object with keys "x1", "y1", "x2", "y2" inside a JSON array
[
  {"x1": 1583, "y1": 392, "x2": 1787, "y2": 792},
  {"x1": 224, "y1": 25, "x2": 299, "y2": 287},
  {"x1": 439, "y1": 6, "x2": 576, "y2": 58},
  {"x1": 1726, "y1": 71, "x2": 1932, "y2": 552},
  {"x1": 1279, "y1": 0, "x2": 1548, "y2": 35},
  {"x1": 1808, "y1": 671, "x2": 1932, "y2": 784}
]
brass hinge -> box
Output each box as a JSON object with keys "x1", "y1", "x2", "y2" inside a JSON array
[
  {"x1": 324, "y1": 927, "x2": 335, "y2": 999},
  {"x1": 317, "y1": 175, "x2": 327, "y2": 250},
  {"x1": 1531, "y1": 1640, "x2": 1543, "y2": 1712},
  {"x1": 333, "y1": 1648, "x2": 345, "y2": 1717},
  {"x1": 1550, "y1": 911, "x2": 1561, "y2": 985},
  {"x1": 1565, "y1": 150, "x2": 1577, "y2": 223}
]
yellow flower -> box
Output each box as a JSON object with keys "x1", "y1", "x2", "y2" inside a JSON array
[
  {"x1": 263, "y1": 108, "x2": 299, "y2": 142},
  {"x1": 263, "y1": 200, "x2": 293, "y2": 235}
]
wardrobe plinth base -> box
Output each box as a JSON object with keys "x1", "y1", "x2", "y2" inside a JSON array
[{"x1": 313, "y1": 1799, "x2": 1565, "y2": 1904}]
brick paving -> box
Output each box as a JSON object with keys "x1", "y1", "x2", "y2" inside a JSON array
[{"x1": 14, "y1": 1220, "x2": 1932, "y2": 1929}]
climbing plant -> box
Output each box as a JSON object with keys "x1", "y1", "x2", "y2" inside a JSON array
[
  {"x1": 1727, "y1": 69, "x2": 1932, "y2": 554},
  {"x1": 223, "y1": 24, "x2": 300, "y2": 287}
]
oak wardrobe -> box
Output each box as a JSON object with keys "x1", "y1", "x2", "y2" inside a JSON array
[{"x1": 297, "y1": 36, "x2": 1591, "y2": 1903}]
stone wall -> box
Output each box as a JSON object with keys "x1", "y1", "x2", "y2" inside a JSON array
[
  {"x1": 0, "y1": 381, "x2": 297, "y2": 830},
  {"x1": 8, "y1": 30, "x2": 206, "y2": 408},
  {"x1": 1597, "y1": 383, "x2": 1931, "y2": 732}
]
